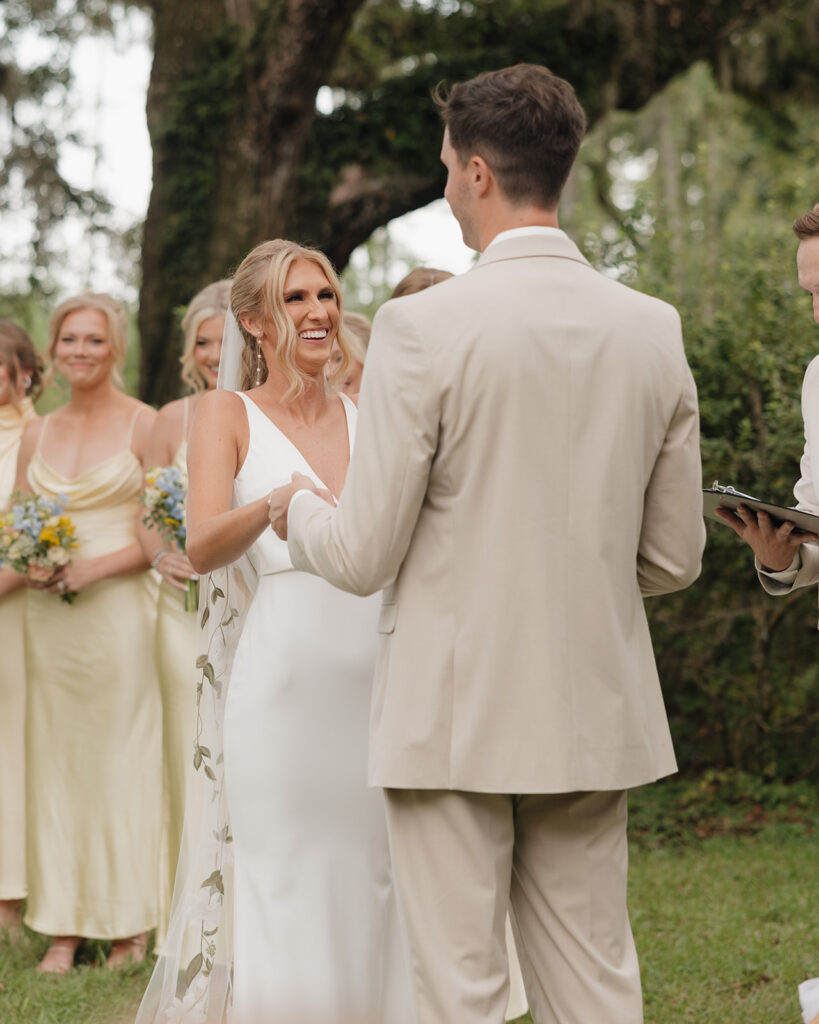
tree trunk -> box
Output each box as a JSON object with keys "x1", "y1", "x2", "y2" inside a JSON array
[{"x1": 139, "y1": 0, "x2": 365, "y2": 406}]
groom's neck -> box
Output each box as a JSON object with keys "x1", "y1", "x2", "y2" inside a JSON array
[{"x1": 476, "y1": 201, "x2": 561, "y2": 252}]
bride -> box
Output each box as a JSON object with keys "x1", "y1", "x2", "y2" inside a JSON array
[{"x1": 137, "y1": 239, "x2": 413, "y2": 1024}]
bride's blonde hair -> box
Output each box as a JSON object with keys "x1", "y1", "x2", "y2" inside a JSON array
[{"x1": 230, "y1": 239, "x2": 353, "y2": 397}]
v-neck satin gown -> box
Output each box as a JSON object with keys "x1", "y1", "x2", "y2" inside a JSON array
[{"x1": 223, "y1": 392, "x2": 413, "y2": 1024}]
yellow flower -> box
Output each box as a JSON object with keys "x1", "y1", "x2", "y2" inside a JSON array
[{"x1": 39, "y1": 526, "x2": 59, "y2": 545}]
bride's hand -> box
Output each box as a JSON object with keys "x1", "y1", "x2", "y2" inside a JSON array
[{"x1": 268, "y1": 473, "x2": 333, "y2": 540}]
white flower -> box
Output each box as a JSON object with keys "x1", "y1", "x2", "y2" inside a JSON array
[
  {"x1": 47, "y1": 546, "x2": 70, "y2": 566},
  {"x1": 143, "y1": 486, "x2": 161, "y2": 508},
  {"x1": 9, "y1": 535, "x2": 35, "y2": 559}
]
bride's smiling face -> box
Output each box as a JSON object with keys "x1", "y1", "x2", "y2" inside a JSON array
[{"x1": 281, "y1": 259, "x2": 340, "y2": 373}]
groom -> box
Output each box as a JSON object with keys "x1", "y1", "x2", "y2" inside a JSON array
[{"x1": 270, "y1": 64, "x2": 705, "y2": 1024}]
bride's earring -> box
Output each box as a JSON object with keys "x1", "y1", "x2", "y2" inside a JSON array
[{"x1": 254, "y1": 336, "x2": 263, "y2": 386}]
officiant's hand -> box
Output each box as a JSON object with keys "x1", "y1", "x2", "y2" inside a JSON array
[
  {"x1": 268, "y1": 473, "x2": 333, "y2": 540},
  {"x1": 714, "y1": 504, "x2": 818, "y2": 571}
]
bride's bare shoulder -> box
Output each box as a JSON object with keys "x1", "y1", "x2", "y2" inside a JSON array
[{"x1": 197, "y1": 389, "x2": 246, "y2": 421}]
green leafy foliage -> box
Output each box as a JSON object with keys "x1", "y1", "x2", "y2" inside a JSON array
[{"x1": 563, "y1": 63, "x2": 819, "y2": 780}]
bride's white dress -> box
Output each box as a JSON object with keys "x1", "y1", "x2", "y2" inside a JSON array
[{"x1": 225, "y1": 391, "x2": 413, "y2": 1024}]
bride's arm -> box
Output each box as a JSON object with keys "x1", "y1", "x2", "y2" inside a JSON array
[{"x1": 186, "y1": 390, "x2": 271, "y2": 573}]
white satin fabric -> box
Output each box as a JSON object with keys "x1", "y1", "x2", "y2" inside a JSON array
[{"x1": 226, "y1": 392, "x2": 412, "y2": 1024}]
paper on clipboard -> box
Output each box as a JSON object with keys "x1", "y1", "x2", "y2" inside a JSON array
[{"x1": 703, "y1": 481, "x2": 819, "y2": 535}]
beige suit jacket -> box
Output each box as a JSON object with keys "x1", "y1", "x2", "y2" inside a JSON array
[{"x1": 288, "y1": 233, "x2": 705, "y2": 792}]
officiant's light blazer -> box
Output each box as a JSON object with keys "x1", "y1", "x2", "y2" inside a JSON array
[
  {"x1": 288, "y1": 232, "x2": 705, "y2": 793},
  {"x1": 757, "y1": 353, "x2": 819, "y2": 611}
]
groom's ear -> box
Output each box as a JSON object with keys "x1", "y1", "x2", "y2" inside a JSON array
[{"x1": 469, "y1": 154, "x2": 493, "y2": 198}]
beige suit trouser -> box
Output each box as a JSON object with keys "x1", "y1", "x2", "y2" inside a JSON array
[{"x1": 384, "y1": 788, "x2": 642, "y2": 1024}]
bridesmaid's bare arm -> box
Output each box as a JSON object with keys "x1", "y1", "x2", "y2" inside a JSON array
[
  {"x1": 0, "y1": 566, "x2": 25, "y2": 598},
  {"x1": 13, "y1": 417, "x2": 42, "y2": 496},
  {"x1": 186, "y1": 390, "x2": 270, "y2": 574}
]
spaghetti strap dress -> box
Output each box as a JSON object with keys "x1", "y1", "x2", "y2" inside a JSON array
[
  {"x1": 23, "y1": 411, "x2": 161, "y2": 938},
  {"x1": 0, "y1": 396, "x2": 36, "y2": 902}
]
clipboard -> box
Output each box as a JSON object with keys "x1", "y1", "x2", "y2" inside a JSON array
[{"x1": 703, "y1": 482, "x2": 819, "y2": 535}]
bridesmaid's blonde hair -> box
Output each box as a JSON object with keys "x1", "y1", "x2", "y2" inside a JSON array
[
  {"x1": 342, "y1": 311, "x2": 371, "y2": 367},
  {"x1": 46, "y1": 292, "x2": 129, "y2": 388},
  {"x1": 179, "y1": 279, "x2": 232, "y2": 392},
  {"x1": 230, "y1": 239, "x2": 353, "y2": 397}
]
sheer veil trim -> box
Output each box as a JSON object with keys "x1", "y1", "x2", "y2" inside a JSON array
[
  {"x1": 137, "y1": 307, "x2": 256, "y2": 1024},
  {"x1": 216, "y1": 310, "x2": 245, "y2": 393}
]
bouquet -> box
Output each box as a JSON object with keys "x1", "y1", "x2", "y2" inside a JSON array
[
  {"x1": 141, "y1": 465, "x2": 198, "y2": 612},
  {"x1": 0, "y1": 492, "x2": 79, "y2": 603}
]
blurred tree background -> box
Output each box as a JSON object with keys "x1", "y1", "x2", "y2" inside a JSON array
[{"x1": 2, "y1": 0, "x2": 819, "y2": 779}]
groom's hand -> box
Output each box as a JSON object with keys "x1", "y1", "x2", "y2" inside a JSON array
[{"x1": 268, "y1": 473, "x2": 332, "y2": 540}]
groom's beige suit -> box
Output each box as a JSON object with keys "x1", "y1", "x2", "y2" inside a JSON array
[{"x1": 287, "y1": 228, "x2": 705, "y2": 1023}]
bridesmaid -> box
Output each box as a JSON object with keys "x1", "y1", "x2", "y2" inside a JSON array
[
  {"x1": 14, "y1": 293, "x2": 161, "y2": 973},
  {"x1": 325, "y1": 311, "x2": 370, "y2": 395},
  {"x1": 137, "y1": 279, "x2": 230, "y2": 947},
  {"x1": 0, "y1": 323, "x2": 42, "y2": 937}
]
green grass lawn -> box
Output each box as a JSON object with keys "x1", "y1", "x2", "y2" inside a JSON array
[{"x1": 2, "y1": 818, "x2": 816, "y2": 1023}]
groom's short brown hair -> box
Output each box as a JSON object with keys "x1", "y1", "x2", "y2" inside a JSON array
[
  {"x1": 793, "y1": 203, "x2": 819, "y2": 239},
  {"x1": 434, "y1": 63, "x2": 586, "y2": 210}
]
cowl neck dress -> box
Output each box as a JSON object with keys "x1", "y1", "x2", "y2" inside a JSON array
[{"x1": 23, "y1": 413, "x2": 161, "y2": 938}]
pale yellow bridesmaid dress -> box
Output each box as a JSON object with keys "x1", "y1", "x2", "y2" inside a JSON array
[
  {"x1": 0, "y1": 397, "x2": 35, "y2": 903},
  {"x1": 154, "y1": 397, "x2": 199, "y2": 947},
  {"x1": 23, "y1": 413, "x2": 161, "y2": 939}
]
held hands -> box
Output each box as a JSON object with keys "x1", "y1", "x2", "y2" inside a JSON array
[
  {"x1": 268, "y1": 472, "x2": 334, "y2": 541},
  {"x1": 714, "y1": 504, "x2": 819, "y2": 571}
]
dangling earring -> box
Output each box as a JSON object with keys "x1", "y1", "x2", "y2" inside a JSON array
[{"x1": 254, "y1": 337, "x2": 263, "y2": 386}]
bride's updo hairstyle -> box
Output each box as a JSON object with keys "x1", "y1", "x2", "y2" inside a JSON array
[
  {"x1": 0, "y1": 319, "x2": 44, "y2": 405},
  {"x1": 230, "y1": 239, "x2": 353, "y2": 397},
  {"x1": 179, "y1": 278, "x2": 232, "y2": 392},
  {"x1": 46, "y1": 292, "x2": 129, "y2": 388}
]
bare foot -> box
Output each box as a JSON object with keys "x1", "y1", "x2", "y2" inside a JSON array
[
  {"x1": 36, "y1": 936, "x2": 81, "y2": 975},
  {"x1": 0, "y1": 899, "x2": 23, "y2": 938},
  {"x1": 107, "y1": 932, "x2": 148, "y2": 969}
]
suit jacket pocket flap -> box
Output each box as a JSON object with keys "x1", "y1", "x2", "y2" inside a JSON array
[{"x1": 377, "y1": 602, "x2": 398, "y2": 634}]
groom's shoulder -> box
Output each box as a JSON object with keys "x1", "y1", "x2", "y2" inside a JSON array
[{"x1": 372, "y1": 272, "x2": 466, "y2": 330}]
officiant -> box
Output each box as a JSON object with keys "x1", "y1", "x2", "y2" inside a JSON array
[{"x1": 715, "y1": 204, "x2": 819, "y2": 597}]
